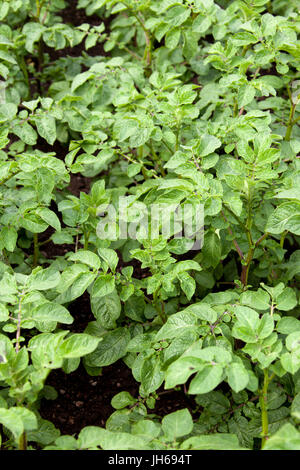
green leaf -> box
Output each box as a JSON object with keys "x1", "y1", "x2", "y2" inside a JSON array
[
  {"x1": 155, "y1": 311, "x2": 198, "y2": 341},
  {"x1": 22, "y1": 22, "x2": 45, "y2": 53},
  {"x1": 28, "y1": 267, "x2": 60, "y2": 291},
  {"x1": 198, "y1": 134, "x2": 222, "y2": 157},
  {"x1": 68, "y1": 250, "x2": 101, "y2": 270},
  {"x1": 232, "y1": 306, "x2": 260, "y2": 343},
  {"x1": 85, "y1": 327, "x2": 130, "y2": 367},
  {"x1": 32, "y1": 302, "x2": 73, "y2": 325},
  {"x1": 192, "y1": 15, "x2": 212, "y2": 34},
  {"x1": 181, "y1": 303, "x2": 217, "y2": 323},
  {"x1": 177, "y1": 271, "x2": 196, "y2": 300},
  {"x1": 111, "y1": 392, "x2": 136, "y2": 410},
  {"x1": 35, "y1": 114, "x2": 56, "y2": 145},
  {"x1": 0, "y1": 273, "x2": 17, "y2": 296},
  {"x1": 263, "y1": 423, "x2": 300, "y2": 450},
  {"x1": 182, "y1": 433, "x2": 245, "y2": 450},
  {"x1": 165, "y1": 356, "x2": 204, "y2": 389},
  {"x1": 280, "y1": 351, "x2": 300, "y2": 374},
  {"x1": 77, "y1": 426, "x2": 107, "y2": 450},
  {"x1": 0, "y1": 103, "x2": 17, "y2": 123},
  {"x1": 165, "y1": 5, "x2": 190, "y2": 27},
  {"x1": 0, "y1": 50, "x2": 17, "y2": 64},
  {"x1": 202, "y1": 231, "x2": 221, "y2": 268},
  {"x1": 59, "y1": 334, "x2": 100, "y2": 358},
  {"x1": 165, "y1": 28, "x2": 181, "y2": 49},
  {"x1": 0, "y1": 303, "x2": 9, "y2": 322},
  {"x1": 266, "y1": 202, "x2": 300, "y2": 236},
  {"x1": 162, "y1": 409, "x2": 193, "y2": 440},
  {"x1": 56, "y1": 272, "x2": 97, "y2": 304},
  {"x1": 226, "y1": 363, "x2": 249, "y2": 393},
  {"x1": 0, "y1": 407, "x2": 37, "y2": 440},
  {"x1": 92, "y1": 274, "x2": 115, "y2": 298},
  {"x1": 240, "y1": 289, "x2": 270, "y2": 311},
  {"x1": 131, "y1": 420, "x2": 160, "y2": 441},
  {"x1": 276, "y1": 287, "x2": 297, "y2": 311},
  {"x1": 0, "y1": 226, "x2": 17, "y2": 252},
  {"x1": 277, "y1": 317, "x2": 300, "y2": 335},
  {"x1": 13, "y1": 122, "x2": 37, "y2": 145},
  {"x1": 36, "y1": 207, "x2": 61, "y2": 232},
  {"x1": 27, "y1": 418, "x2": 60, "y2": 446},
  {"x1": 140, "y1": 354, "x2": 164, "y2": 394},
  {"x1": 91, "y1": 289, "x2": 121, "y2": 329},
  {"x1": 188, "y1": 363, "x2": 224, "y2": 394},
  {"x1": 257, "y1": 314, "x2": 274, "y2": 340},
  {"x1": 238, "y1": 84, "x2": 256, "y2": 108}
]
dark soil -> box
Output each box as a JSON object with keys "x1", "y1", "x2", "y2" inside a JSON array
[
  {"x1": 39, "y1": 361, "x2": 139, "y2": 436},
  {"x1": 68, "y1": 172, "x2": 92, "y2": 196},
  {"x1": 39, "y1": 359, "x2": 198, "y2": 437}
]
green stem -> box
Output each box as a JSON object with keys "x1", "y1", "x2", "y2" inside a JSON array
[
  {"x1": 241, "y1": 233, "x2": 268, "y2": 288},
  {"x1": 285, "y1": 85, "x2": 297, "y2": 141},
  {"x1": 285, "y1": 103, "x2": 296, "y2": 141},
  {"x1": 280, "y1": 230, "x2": 288, "y2": 248},
  {"x1": 121, "y1": 2, "x2": 152, "y2": 67},
  {"x1": 292, "y1": 115, "x2": 300, "y2": 125},
  {"x1": 260, "y1": 369, "x2": 271, "y2": 449},
  {"x1": 38, "y1": 237, "x2": 52, "y2": 247},
  {"x1": 241, "y1": 247, "x2": 254, "y2": 288},
  {"x1": 17, "y1": 56, "x2": 30, "y2": 98},
  {"x1": 162, "y1": 140, "x2": 174, "y2": 154},
  {"x1": 153, "y1": 289, "x2": 167, "y2": 323},
  {"x1": 33, "y1": 233, "x2": 39, "y2": 268},
  {"x1": 175, "y1": 123, "x2": 180, "y2": 151},
  {"x1": 84, "y1": 230, "x2": 90, "y2": 250},
  {"x1": 18, "y1": 431, "x2": 27, "y2": 450},
  {"x1": 16, "y1": 289, "x2": 25, "y2": 353},
  {"x1": 233, "y1": 97, "x2": 239, "y2": 117}
]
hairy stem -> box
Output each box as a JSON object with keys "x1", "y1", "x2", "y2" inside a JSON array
[
  {"x1": 16, "y1": 289, "x2": 25, "y2": 353},
  {"x1": 280, "y1": 230, "x2": 288, "y2": 248},
  {"x1": 153, "y1": 289, "x2": 167, "y2": 323},
  {"x1": 18, "y1": 431, "x2": 27, "y2": 451},
  {"x1": 285, "y1": 85, "x2": 297, "y2": 141},
  {"x1": 84, "y1": 230, "x2": 90, "y2": 250},
  {"x1": 260, "y1": 369, "x2": 272, "y2": 449}
]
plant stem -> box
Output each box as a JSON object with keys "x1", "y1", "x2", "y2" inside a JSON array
[
  {"x1": 241, "y1": 232, "x2": 268, "y2": 288},
  {"x1": 18, "y1": 431, "x2": 27, "y2": 450},
  {"x1": 16, "y1": 289, "x2": 25, "y2": 353},
  {"x1": 260, "y1": 368, "x2": 271, "y2": 449},
  {"x1": 280, "y1": 230, "x2": 288, "y2": 248},
  {"x1": 120, "y1": 2, "x2": 152, "y2": 67},
  {"x1": 84, "y1": 230, "x2": 90, "y2": 250},
  {"x1": 285, "y1": 85, "x2": 297, "y2": 141},
  {"x1": 221, "y1": 211, "x2": 245, "y2": 260},
  {"x1": 153, "y1": 289, "x2": 167, "y2": 323},
  {"x1": 33, "y1": 233, "x2": 39, "y2": 268}
]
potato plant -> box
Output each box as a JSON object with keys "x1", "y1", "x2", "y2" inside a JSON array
[{"x1": 0, "y1": 0, "x2": 300, "y2": 450}]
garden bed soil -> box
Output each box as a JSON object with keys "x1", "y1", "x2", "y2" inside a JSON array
[{"x1": 40, "y1": 359, "x2": 198, "y2": 436}]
